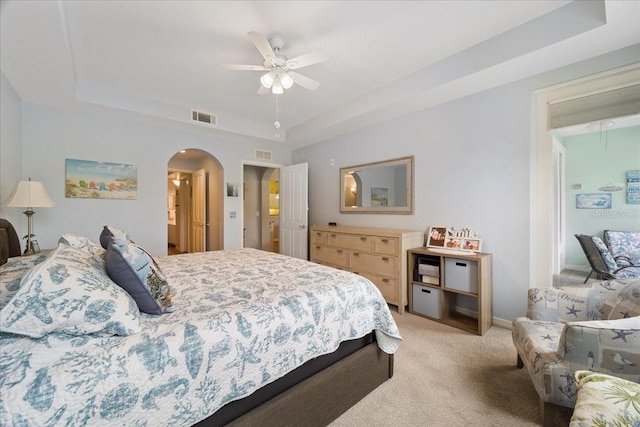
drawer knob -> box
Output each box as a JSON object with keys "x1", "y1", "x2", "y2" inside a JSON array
[
  {"x1": 421, "y1": 288, "x2": 431, "y2": 294},
  {"x1": 337, "y1": 249, "x2": 343, "y2": 253},
  {"x1": 360, "y1": 237, "x2": 367, "y2": 241},
  {"x1": 381, "y1": 239, "x2": 388, "y2": 243},
  {"x1": 353, "y1": 252, "x2": 359, "y2": 256},
  {"x1": 382, "y1": 257, "x2": 389, "y2": 261},
  {"x1": 382, "y1": 278, "x2": 389, "y2": 283}
]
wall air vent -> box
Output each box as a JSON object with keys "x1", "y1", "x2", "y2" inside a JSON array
[
  {"x1": 191, "y1": 110, "x2": 217, "y2": 127},
  {"x1": 255, "y1": 149, "x2": 273, "y2": 161}
]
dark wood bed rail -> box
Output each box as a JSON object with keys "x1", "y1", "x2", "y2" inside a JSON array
[{"x1": 194, "y1": 334, "x2": 393, "y2": 427}]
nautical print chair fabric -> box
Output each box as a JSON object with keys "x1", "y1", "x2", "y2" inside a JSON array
[
  {"x1": 603, "y1": 230, "x2": 640, "y2": 268},
  {"x1": 512, "y1": 279, "x2": 640, "y2": 427}
]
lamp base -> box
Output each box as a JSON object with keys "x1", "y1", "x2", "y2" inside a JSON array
[{"x1": 22, "y1": 209, "x2": 36, "y2": 255}]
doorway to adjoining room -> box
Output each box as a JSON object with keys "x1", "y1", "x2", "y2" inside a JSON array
[
  {"x1": 243, "y1": 165, "x2": 280, "y2": 253},
  {"x1": 167, "y1": 149, "x2": 224, "y2": 255}
]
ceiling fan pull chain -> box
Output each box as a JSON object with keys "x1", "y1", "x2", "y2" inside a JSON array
[{"x1": 274, "y1": 95, "x2": 281, "y2": 139}]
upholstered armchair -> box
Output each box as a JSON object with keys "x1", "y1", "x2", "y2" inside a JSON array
[
  {"x1": 604, "y1": 230, "x2": 640, "y2": 267},
  {"x1": 0, "y1": 219, "x2": 21, "y2": 265},
  {"x1": 575, "y1": 234, "x2": 640, "y2": 283},
  {"x1": 512, "y1": 279, "x2": 640, "y2": 427}
]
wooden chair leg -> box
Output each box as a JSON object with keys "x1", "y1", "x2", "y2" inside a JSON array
[
  {"x1": 539, "y1": 399, "x2": 557, "y2": 427},
  {"x1": 517, "y1": 354, "x2": 524, "y2": 369}
]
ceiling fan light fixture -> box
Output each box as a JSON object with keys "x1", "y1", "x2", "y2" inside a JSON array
[
  {"x1": 260, "y1": 71, "x2": 275, "y2": 88},
  {"x1": 280, "y1": 72, "x2": 294, "y2": 89},
  {"x1": 272, "y1": 78, "x2": 284, "y2": 94}
]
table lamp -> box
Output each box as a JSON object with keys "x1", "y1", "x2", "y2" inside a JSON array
[{"x1": 3, "y1": 178, "x2": 55, "y2": 255}]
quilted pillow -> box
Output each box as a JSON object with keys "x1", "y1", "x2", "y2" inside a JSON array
[
  {"x1": 570, "y1": 370, "x2": 640, "y2": 426},
  {"x1": 602, "y1": 279, "x2": 640, "y2": 319},
  {"x1": 105, "y1": 238, "x2": 173, "y2": 314},
  {"x1": 99, "y1": 225, "x2": 134, "y2": 249},
  {"x1": 0, "y1": 243, "x2": 141, "y2": 338},
  {"x1": 59, "y1": 233, "x2": 106, "y2": 258},
  {"x1": 591, "y1": 236, "x2": 618, "y2": 272}
]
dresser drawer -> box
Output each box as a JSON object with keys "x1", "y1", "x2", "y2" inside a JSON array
[
  {"x1": 373, "y1": 237, "x2": 399, "y2": 255},
  {"x1": 328, "y1": 233, "x2": 372, "y2": 252},
  {"x1": 360, "y1": 272, "x2": 397, "y2": 303},
  {"x1": 350, "y1": 252, "x2": 396, "y2": 277},
  {"x1": 312, "y1": 245, "x2": 349, "y2": 268},
  {"x1": 312, "y1": 230, "x2": 328, "y2": 245}
]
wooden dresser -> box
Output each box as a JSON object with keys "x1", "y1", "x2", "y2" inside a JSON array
[{"x1": 310, "y1": 226, "x2": 423, "y2": 313}]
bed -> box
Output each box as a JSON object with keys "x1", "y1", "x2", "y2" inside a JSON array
[{"x1": 0, "y1": 232, "x2": 401, "y2": 426}]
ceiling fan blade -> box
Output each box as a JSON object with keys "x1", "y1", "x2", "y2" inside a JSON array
[
  {"x1": 220, "y1": 64, "x2": 267, "y2": 71},
  {"x1": 285, "y1": 49, "x2": 329, "y2": 70},
  {"x1": 257, "y1": 85, "x2": 270, "y2": 95},
  {"x1": 247, "y1": 31, "x2": 276, "y2": 64},
  {"x1": 289, "y1": 72, "x2": 320, "y2": 91}
]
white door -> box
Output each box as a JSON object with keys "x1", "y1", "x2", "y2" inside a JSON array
[
  {"x1": 191, "y1": 168, "x2": 206, "y2": 252},
  {"x1": 280, "y1": 163, "x2": 308, "y2": 259}
]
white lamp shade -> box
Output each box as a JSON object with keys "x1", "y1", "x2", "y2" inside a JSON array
[
  {"x1": 260, "y1": 72, "x2": 275, "y2": 88},
  {"x1": 3, "y1": 180, "x2": 56, "y2": 208},
  {"x1": 272, "y1": 78, "x2": 284, "y2": 94},
  {"x1": 280, "y1": 72, "x2": 294, "y2": 89}
]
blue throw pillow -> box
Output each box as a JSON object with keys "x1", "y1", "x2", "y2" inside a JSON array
[
  {"x1": 105, "y1": 238, "x2": 173, "y2": 314},
  {"x1": 99, "y1": 225, "x2": 134, "y2": 249}
]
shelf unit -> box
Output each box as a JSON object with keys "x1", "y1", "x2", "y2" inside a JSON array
[
  {"x1": 407, "y1": 247, "x2": 492, "y2": 335},
  {"x1": 310, "y1": 226, "x2": 424, "y2": 313}
]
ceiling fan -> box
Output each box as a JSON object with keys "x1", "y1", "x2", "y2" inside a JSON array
[{"x1": 221, "y1": 31, "x2": 329, "y2": 95}]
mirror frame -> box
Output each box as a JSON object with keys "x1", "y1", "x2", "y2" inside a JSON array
[{"x1": 340, "y1": 155, "x2": 414, "y2": 214}]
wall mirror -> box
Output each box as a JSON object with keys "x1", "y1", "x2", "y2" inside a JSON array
[{"x1": 340, "y1": 156, "x2": 414, "y2": 214}]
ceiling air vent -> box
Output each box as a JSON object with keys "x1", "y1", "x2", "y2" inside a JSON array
[
  {"x1": 255, "y1": 149, "x2": 273, "y2": 161},
  {"x1": 191, "y1": 110, "x2": 217, "y2": 127}
]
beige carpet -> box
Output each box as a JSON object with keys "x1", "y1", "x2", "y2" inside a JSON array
[{"x1": 330, "y1": 312, "x2": 572, "y2": 427}]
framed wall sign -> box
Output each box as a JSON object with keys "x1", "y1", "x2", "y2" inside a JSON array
[{"x1": 576, "y1": 193, "x2": 612, "y2": 209}]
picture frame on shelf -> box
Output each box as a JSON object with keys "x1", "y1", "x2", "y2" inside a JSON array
[
  {"x1": 426, "y1": 226, "x2": 482, "y2": 252},
  {"x1": 426, "y1": 226, "x2": 447, "y2": 247}
]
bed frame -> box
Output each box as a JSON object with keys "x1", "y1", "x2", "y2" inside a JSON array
[{"x1": 195, "y1": 333, "x2": 393, "y2": 427}]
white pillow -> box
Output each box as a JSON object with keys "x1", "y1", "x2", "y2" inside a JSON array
[{"x1": 0, "y1": 243, "x2": 141, "y2": 338}]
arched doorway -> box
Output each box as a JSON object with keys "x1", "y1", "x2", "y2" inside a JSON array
[{"x1": 167, "y1": 149, "x2": 224, "y2": 254}]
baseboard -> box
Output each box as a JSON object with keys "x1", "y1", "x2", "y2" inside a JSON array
[
  {"x1": 454, "y1": 307, "x2": 513, "y2": 330},
  {"x1": 562, "y1": 264, "x2": 590, "y2": 273},
  {"x1": 492, "y1": 316, "x2": 512, "y2": 329}
]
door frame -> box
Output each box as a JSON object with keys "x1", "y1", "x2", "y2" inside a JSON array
[
  {"x1": 241, "y1": 160, "x2": 284, "y2": 250},
  {"x1": 531, "y1": 63, "x2": 640, "y2": 287}
]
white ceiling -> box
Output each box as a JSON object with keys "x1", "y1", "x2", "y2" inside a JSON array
[{"x1": 1, "y1": 1, "x2": 639, "y2": 148}]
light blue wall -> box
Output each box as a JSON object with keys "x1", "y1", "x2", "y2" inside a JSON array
[
  {"x1": 1, "y1": 92, "x2": 292, "y2": 256},
  {"x1": 293, "y1": 45, "x2": 640, "y2": 322},
  {"x1": 0, "y1": 73, "x2": 24, "y2": 229},
  {"x1": 560, "y1": 126, "x2": 640, "y2": 269}
]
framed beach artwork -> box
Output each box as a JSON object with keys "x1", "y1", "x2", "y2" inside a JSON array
[
  {"x1": 371, "y1": 187, "x2": 389, "y2": 206},
  {"x1": 576, "y1": 193, "x2": 612, "y2": 209},
  {"x1": 65, "y1": 159, "x2": 138, "y2": 200}
]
